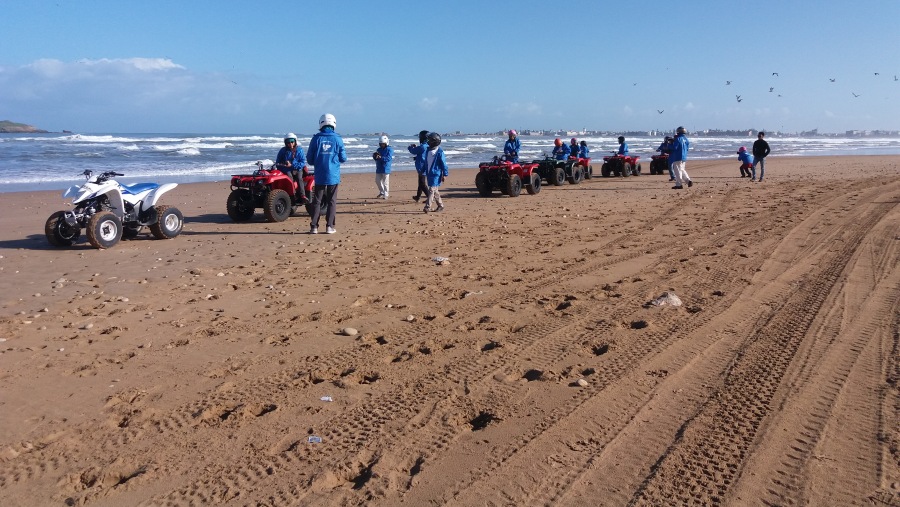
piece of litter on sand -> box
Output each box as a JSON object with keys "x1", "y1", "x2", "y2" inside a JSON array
[
  {"x1": 432, "y1": 256, "x2": 449, "y2": 262},
  {"x1": 649, "y1": 292, "x2": 683, "y2": 307},
  {"x1": 308, "y1": 435, "x2": 323, "y2": 444},
  {"x1": 320, "y1": 396, "x2": 333, "y2": 402},
  {"x1": 462, "y1": 290, "x2": 484, "y2": 298}
]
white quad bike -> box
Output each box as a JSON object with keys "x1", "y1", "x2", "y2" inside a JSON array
[{"x1": 45, "y1": 170, "x2": 184, "y2": 249}]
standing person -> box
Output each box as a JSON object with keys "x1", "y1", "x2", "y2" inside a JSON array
[
  {"x1": 504, "y1": 130, "x2": 521, "y2": 162},
  {"x1": 670, "y1": 126, "x2": 693, "y2": 189},
  {"x1": 422, "y1": 132, "x2": 449, "y2": 213},
  {"x1": 751, "y1": 131, "x2": 771, "y2": 182},
  {"x1": 373, "y1": 135, "x2": 393, "y2": 199},
  {"x1": 579, "y1": 140, "x2": 589, "y2": 158},
  {"x1": 552, "y1": 138, "x2": 570, "y2": 160},
  {"x1": 656, "y1": 135, "x2": 675, "y2": 181},
  {"x1": 617, "y1": 136, "x2": 629, "y2": 155},
  {"x1": 306, "y1": 113, "x2": 347, "y2": 234},
  {"x1": 737, "y1": 146, "x2": 754, "y2": 178},
  {"x1": 275, "y1": 133, "x2": 307, "y2": 201},
  {"x1": 409, "y1": 130, "x2": 429, "y2": 202}
]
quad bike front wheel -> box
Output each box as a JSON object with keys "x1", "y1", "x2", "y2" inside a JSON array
[
  {"x1": 552, "y1": 167, "x2": 566, "y2": 186},
  {"x1": 264, "y1": 189, "x2": 291, "y2": 222},
  {"x1": 86, "y1": 211, "x2": 123, "y2": 249},
  {"x1": 475, "y1": 171, "x2": 492, "y2": 197},
  {"x1": 45, "y1": 210, "x2": 81, "y2": 247},
  {"x1": 526, "y1": 173, "x2": 541, "y2": 195},
  {"x1": 621, "y1": 162, "x2": 632, "y2": 177},
  {"x1": 150, "y1": 205, "x2": 184, "y2": 239},
  {"x1": 226, "y1": 189, "x2": 255, "y2": 222},
  {"x1": 569, "y1": 165, "x2": 584, "y2": 184},
  {"x1": 506, "y1": 174, "x2": 522, "y2": 197},
  {"x1": 601, "y1": 163, "x2": 611, "y2": 177},
  {"x1": 583, "y1": 165, "x2": 593, "y2": 180}
]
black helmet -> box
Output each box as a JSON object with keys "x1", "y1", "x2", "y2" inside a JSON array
[
  {"x1": 580, "y1": 140, "x2": 587, "y2": 146},
  {"x1": 665, "y1": 135, "x2": 673, "y2": 141},
  {"x1": 676, "y1": 126, "x2": 686, "y2": 134},
  {"x1": 617, "y1": 136, "x2": 625, "y2": 142},
  {"x1": 426, "y1": 132, "x2": 442, "y2": 148},
  {"x1": 418, "y1": 130, "x2": 429, "y2": 144}
]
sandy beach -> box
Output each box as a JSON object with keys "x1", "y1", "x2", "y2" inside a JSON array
[{"x1": 0, "y1": 155, "x2": 898, "y2": 506}]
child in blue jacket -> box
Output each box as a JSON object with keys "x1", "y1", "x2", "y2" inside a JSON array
[
  {"x1": 737, "y1": 146, "x2": 754, "y2": 178},
  {"x1": 422, "y1": 132, "x2": 449, "y2": 213},
  {"x1": 373, "y1": 135, "x2": 393, "y2": 198}
]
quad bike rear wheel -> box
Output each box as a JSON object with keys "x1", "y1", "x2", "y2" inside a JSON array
[
  {"x1": 227, "y1": 189, "x2": 255, "y2": 221},
  {"x1": 150, "y1": 205, "x2": 184, "y2": 239},
  {"x1": 475, "y1": 171, "x2": 492, "y2": 197},
  {"x1": 86, "y1": 211, "x2": 123, "y2": 249},
  {"x1": 526, "y1": 173, "x2": 541, "y2": 195},
  {"x1": 45, "y1": 210, "x2": 81, "y2": 247},
  {"x1": 506, "y1": 174, "x2": 522, "y2": 197},
  {"x1": 264, "y1": 189, "x2": 291, "y2": 222}
]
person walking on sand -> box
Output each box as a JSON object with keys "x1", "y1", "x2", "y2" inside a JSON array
[
  {"x1": 737, "y1": 146, "x2": 754, "y2": 178},
  {"x1": 306, "y1": 113, "x2": 347, "y2": 234},
  {"x1": 504, "y1": 130, "x2": 521, "y2": 162},
  {"x1": 373, "y1": 135, "x2": 393, "y2": 199},
  {"x1": 670, "y1": 126, "x2": 693, "y2": 189},
  {"x1": 422, "y1": 132, "x2": 449, "y2": 213},
  {"x1": 409, "y1": 130, "x2": 429, "y2": 202},
  {"x1": 751, "y1": 131, "x2": 771, "y2": 182}
]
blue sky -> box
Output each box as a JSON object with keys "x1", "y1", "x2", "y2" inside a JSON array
[{"x1": 2, "y1": 0, "x2": 898, "y2": 134}]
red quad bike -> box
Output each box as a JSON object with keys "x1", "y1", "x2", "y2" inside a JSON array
[
  {"x1": 227, "y1": 161, "x2": 315, "y2": 222},
  {"x1": 649, "y1": 153, "x2": 669, "y2": 175},
  {"x1": 600, "y1": 152, "x2": 642, "y2": 177},
  {"x1": 475, "y1": 155, "x2": 541, "y2": 197},
  {"x1": 531, "y1": 156, "x2": 584, "y2": 186},
  {"x1": 569, "y1": 156, "x2": 594, "y2": 179}
]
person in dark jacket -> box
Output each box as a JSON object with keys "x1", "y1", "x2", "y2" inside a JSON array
[
  {"x1": 569, "y1": 138, "x2": 580, "y2": 159},
  {"x1": 751, "y1": 131, "x2": 771, "y2": 182},
  {"x1": 656, "y1": 136, "x2": 675, "y2": 181},
  {"x1": 275, "y1": 133, "x2": 307, "y2": 200},
  {"x1": 408, "y1": 130, "x2": 430, "y2": 202},
  {"x1": 306, "y1": 113, "x2": 347, "y2": 234}
]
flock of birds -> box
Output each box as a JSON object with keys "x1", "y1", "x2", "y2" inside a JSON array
[{"x1": 648, "y1": 71, "x2": 896, "y2": 114}]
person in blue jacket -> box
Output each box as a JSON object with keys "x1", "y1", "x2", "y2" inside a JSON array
[
  {"x1": 422, "y1": 132, "x2": 449, "y2": 213},
  {"x1": 617, "y1": 136, "x2": 629, "y2": 156},
  {"x1": 569, "y1": 138, "x2": 580, "y2": 159},
  {"x1": 737, "y1": 146, "x2": 754, "y2": 178},
  {"x1": 373, "y1": 135, "x2": 393, "y2": 199},
  {"x1": 503, "y1": 130, "x2": 521, "y2": 162},
  {"x1": 656, "y1": 135, "x2": 675, "y2": 181},
  {"x1": 579, "y1": 140, "x2": 589, "y2": 159},
  {"x1": 408, "y1": 130, "x2": 429, "y2": 202},
  {"x1": 306, "y1": 113, "x2": 347, "y2": 234},
  {"x1": 552, "y1": 138, "x2": 570, "y2": 160},
  {"x1": 275, "y1": 133, "x2": 307, "y2": 200},
  {"x1": 670, "y1": 126, "x2": 693, "y2": 189}
]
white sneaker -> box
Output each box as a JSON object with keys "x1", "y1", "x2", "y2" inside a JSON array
[
  {"x1": 325, "y1": 226, "x2": 336, "y2": 234},
  {"x1": 310, "y1": 227, "x2": 318, "y2": 234}
]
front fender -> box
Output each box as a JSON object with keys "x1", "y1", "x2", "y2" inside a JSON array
[
  {"x1": 140, "y1": 183, "x2": 178, "y2": 212},
  {"x1": 101, "y1": 189, "x2": 125, "y2": 219}
]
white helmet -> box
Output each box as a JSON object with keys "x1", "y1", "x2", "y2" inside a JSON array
[
  {"x1": 379, "y1": 135, "x2": 389, "y2": 145},
  {"x1": 319, "y1": 113, "x2": 336, "y2": 129},
  {"x1": 284, "y1": 133, "x2": 297, "y2": 142}
]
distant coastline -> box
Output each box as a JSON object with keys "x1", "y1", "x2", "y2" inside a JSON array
[{"x1": 0, "y1": 120, "x2": 50, "y2": 134}]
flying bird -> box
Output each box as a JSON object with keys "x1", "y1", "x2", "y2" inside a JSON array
[
  {"x1": 657, "y1": 109, "x2": 664, "y2": 114},
  {"x1": 769, "y1": 87, "x2": 774, "y2": 92},
  {"x1": 772, "y1": 72, "x2": 779, "y2": 76},
  {"x1": 726, "y1": 80, "x2": 732, "y2": 85},
  {"x1": 852, "y1": 92, "x2": 860, "y2": 97},
  {"x1": 736, "y1": 95, "x2": 742, "y2": 102},
  {"x1": 874, "y1": 72, "x2": 880, "y2": 76},
  {"x1": 633, "y1": 82, "x2": 638, "y2": 86},
  {"x1": 829, "y1": 78, "x2": 835, "y2": 82}
]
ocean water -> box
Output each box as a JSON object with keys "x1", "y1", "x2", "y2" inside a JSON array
[{"x1": 1, "y1": 132, "x2": 898, "y2": 193}]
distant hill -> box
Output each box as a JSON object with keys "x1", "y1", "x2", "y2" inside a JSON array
[{"x1": 0, "y1": 120, "x2": 49, "y2": 133}]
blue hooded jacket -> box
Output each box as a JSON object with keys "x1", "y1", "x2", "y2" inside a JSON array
[
  {"x1": 408, "y1": 143, "x2": 428, "y2": 175},
  {"x1": 504, "y1": 137, "x2": 521, "y2": 161},
  {"x1": 424, "y1": 147, "x2": 449, "y2": 187},
  {"x1": 617, "y1": 142, "x2": 629, "y2": 155},
  {"x1": 737, "y1": 150, "x2": 754, "y2": 165},
  {"x1": 306, "y1": 127, "x2": 347, "y2": 185},
  {"x1": 552, "y1": 143, "x2": 571, "y2": 160},
  {"x1": 670, "y1": 134, "x2": 690, "y2": 161},
  {"x1": 579, "y1": 143, "x2": 589, "y2": 158},
  {"x1": 275, "y1": 146, "x2": 306, "y2": 174},
  {"x1": 375, "y1": 145, "x2": 394, "y2": 174}
]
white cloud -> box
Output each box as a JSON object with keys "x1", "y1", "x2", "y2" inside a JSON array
[
  {"x1": 419, "y1": 97, "x2": 438, "y2": 110},
  {"x1": 684, "y1": 102, "x2": 695, "y2": 111}
]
